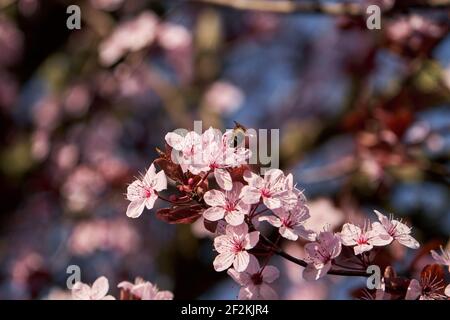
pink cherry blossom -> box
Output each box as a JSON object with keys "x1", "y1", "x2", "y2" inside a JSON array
[
  {"x1": 126, "y1": 163, "x2": 167, "y2": 218},
  {"x1": 191, "y1": 127, "x2": 249, "y2": 190},
  {"x1": 118, "y1": 278, "x2": 173, "y2": 300},
  {"x1": 166, "y1": 128, "x2": 249, "y2": 190},
  {"x1": 430, "y1": 246, "x2": 450, "y2": 272},
  {"x1": 372, "y1": 210, "x2": 420, "y2": 249},
  {"x1": 258, "y1": 200, "x2": 315, "y2": 241},
  {"x1": 303, "y1": 231, "x2": 342, "y2": 281},
  {"x1": 72, "y1": 276, "x2": 115, "y2": 300},
  {"x1": 165, "y1": 130, "x2": 202, "y2": 172},
  {"x1": 340, "y1": 222, "x2": 392, "y2": 255},
  {"x1": 203, "y1": 182, "x2": 250, "y2": 226},
  {"x1": 213, "y1": 223, "x2": 260, "y2": 272},
  {"x1": 227, "y1": 255, "x2": 279, "y2": 300},
  {"x1": 405, "y1": 278, "x2": 447, "y2": 300},
  {"x1": 445, "y1": 284, "x2": 450, "y2": 298},
  {"x1": 240, "y1": 169, "x2": 296, "y2": 210}
]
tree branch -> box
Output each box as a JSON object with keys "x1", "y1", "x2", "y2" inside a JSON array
[
  {"x1": 276, "y1": 249, "x2": 370, "y2": 277},
  {"x1": 192, "y1": 0, "x2": 450, "y2": 16},
  {"x1": 260, "y1": 233, "x2": 369, "y2": 277}
]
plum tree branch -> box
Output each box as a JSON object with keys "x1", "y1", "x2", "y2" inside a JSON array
[
  {"x1": 275, "y1": 249, "x2": 370, "y2": 277},
  {"x1": 192, "y1": 0, "x2": 450, "y2": 16},
  {"x1": 260, "y1": 234, "x2": 369, "y2": 277}
]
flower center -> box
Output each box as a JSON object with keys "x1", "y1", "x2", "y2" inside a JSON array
[
  {"x1": 282, "y1": 217, "x2": 292, "y2": 228},
  {"x1": 232, "y1": 240, "x2": 244, "y2": 253},
  {"x1": 261, "y1": 188, "x2": 271, "y2": 198},
  {"x1": 144, "y1": 188, "x2": 152, "y2": 198},
  {"x1": 357, "y1": 234, "x2": 368, "y2": 245},
  {"x1": 210, "y1": 163, "x2": 219, "y2": 169},
  {"x1": 251, "y1": 273, "x2": 263, "y2": 285},
  {"x1": 225, "y1": 202, "x2": 236, "y2": 212}
]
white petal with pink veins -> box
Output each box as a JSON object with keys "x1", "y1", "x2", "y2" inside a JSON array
[
  {"x1": 165, "y1": 132, "x2": 185, "y2": 150},
  {"x1": 126, "y1": 199, "x2": 146, "y2": 218},
  {"x1": 214, "y1": 168, "x2": 232, "y2": 191},
  {"x1": 214, "y1": 235, "x2": 234, "y2": 253},
  {"x1": 233, "y1": 251, "x2": 250, "y2": 272},
  {"x1": 204, "y1": 189, "x2": 227, "y2": 207},
  {"x1": 90, "y1": 276, "x2": 110, "y2": 300},
  {"x1": 240, "y1": 186, "x2": 262, "y2": 205},
  {"x1": 258, "y1": 215, "x2": 282, "y2": 228},
  {"x1": 244, "y1": 231, "x2": 260, "y2": 249},
  {"x1": 213, "y1": 251, "x2": 235, "y2": 271},
  {"x1": 203, "y1": 206, "x2": 226, "y2": 221},
  {"x1": 224, "y1": 210, "x2": 245, "y2": 226}
]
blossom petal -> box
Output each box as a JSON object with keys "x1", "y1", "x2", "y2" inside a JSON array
[
  {"x1": 233, "y1": 251, "x2": 250, "y2": 272},
  {"x1": 143, "y1": 163, "x2": 157, "y2": 183},
  {"x1": 213, "y1": 252, "x2": 235, "y2": 271},
  {"x1": 303, "y1": 263, "x2": 331, "y2": 281},
  {"x1": 240, "y1": 186, "x2": 261, "y2": 205},
  {"x1": 203, "y1": 207, "x2": 226, "y2": 221},
  {"x1": 127, "y1": 180, "x2": 144, "y2": 201},
  {"x1": 340, "y1": 223, "x2": 361, "y2": 246},
  {"x1": 155, "y1": 291, "x2": 174, "y2": 300},
  {"x1": 259, "y1": 283, "x2": 278, "y2": 300},
  {"x1": 258, "y1": 215, "x2": 282, "y2": 228},
  {"x1": 204, "y1": 189, "x2": 227, "y2": 207},
  {"x1": 396, "y1": 234, "x2": 420, "y2": 249},
  {"x1": 405, "y1": 279, "x2": 422, "y2": 300},
  {"x1": 165, "y1": 132, "x2": 185, "y2": 150},
  {"x1": 243, "y1": 170, "x2": 264, "y2": 188},
  {"x1": 293, "y1": 225, "x2": 316, "y2": 241},
  {"x1": 263, "y1": 196, "x2": 282, "y2": 210},
  {"x1": 227, "y1": 268, "x2": 251, "y2": 286},
  {"x1": 279, "y1": 226, "x2": 298, "y2": 241},
  {"x1": 244, "y1": 231, "x2": 260, "y2": 250},
  {"x1": 144, "y1": 193, "x2": 158, "y2": 210},
  {"x1": 72, "y1": 282, "x2": 91, "y2": 300},
  {"x1": 152, "y1": 170, "x2": 167, "y2": 191},
  {"x1": 90, "y1": 276, "x2": 109, "y2": 300},
  {"x1": 245, "y1": 254, "x2": 260, "y2": 274},
  {"x1": 354, "y1": 243, "x2": 373, "y2": 255},
  {"x1": 225, "y1": 210, "x2": 245, "y2": 226},
  {"x1": 126, "y1": 199, "x2": 146, "y2": 218},
  {"x1": 214, "y1": 168, "x2": 233, "y2": 191},
  {"x1": 228, "y1": 223, "x2": 249, "y2": 237},
  {"x1": 264, "y1": 169, "x2": 285, "y2": 190},
  {"x1": 262, "y1": 266, "x2": 279, "y2": 283},
  {"x1": 214, "y1": 235, "x2": 234, "y2": 253}
]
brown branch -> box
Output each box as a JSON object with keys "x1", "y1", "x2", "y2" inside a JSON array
[
  {"x1": 260, "y1": 234, "x2": 369, "y2": 277},
  {"x1": 192, "y1": 0, "x2": 450, "y2": 16},
  {"x1": 276, "y1": 249, "x2": 370, "y2": 277}
]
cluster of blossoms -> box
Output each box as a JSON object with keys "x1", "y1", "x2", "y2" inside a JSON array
[
  {"x1": 71, "y1": 276, "x2": 173, "y2": 300},
  {"x1": 125, "y1": 125, "x2": 450, "y2": 300}
]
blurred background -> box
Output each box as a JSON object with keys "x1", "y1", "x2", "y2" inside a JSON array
[{"x1": 0, "y1": 0, "x2": 449, "y2": 299}]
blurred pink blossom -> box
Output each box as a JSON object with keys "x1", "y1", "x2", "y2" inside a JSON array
[
  {"x1": 62, "y1": 165, "x2": 106, "y2": 212},
  {"x1": 203, "y1": 81, "x2": 244, "y2": 115},
  {"x1": 90, "y1": 0, "x2": 124, "y2": 11},
  {"x1": 69, "y1": 218, "x2": 139, "y2": 256},
  {"x1": 99, "y1": 12, "x2": 158, "y2": 66}
]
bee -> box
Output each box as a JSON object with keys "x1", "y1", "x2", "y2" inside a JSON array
[{"x1": 230, "y1": 121, "x2": 248, "y2": 148}]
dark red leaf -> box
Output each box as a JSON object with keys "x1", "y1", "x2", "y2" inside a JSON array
[
  {"x1": 203, "y1": 219, "x2": 218, "y2": 233},
  {"x1": 156, "y1": 204, "x2": 204, "y2": 224}
]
